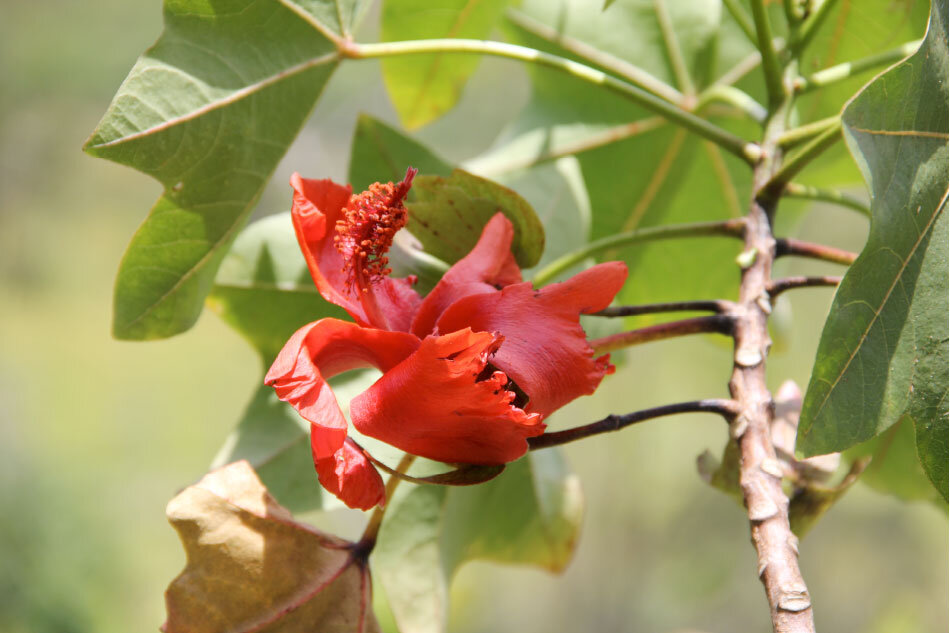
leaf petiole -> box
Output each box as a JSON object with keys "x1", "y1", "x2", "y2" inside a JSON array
[{"x1": 531, "y1": 218, "x2": 746, "y2": 285}]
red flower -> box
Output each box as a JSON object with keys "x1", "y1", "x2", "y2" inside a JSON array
[{"x1": 266, "y1": 169, "x2": 627, "y2": 510}]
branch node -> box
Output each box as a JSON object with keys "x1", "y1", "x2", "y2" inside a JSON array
[
  {"x1": 744, "y1": 480, "x2": 780, "y2": 520},
  {"x1": 760, "y1": 457, "x2": 785, "y2": 479},
  {"x1": 777, "y1": 587, "x2": 812, "y2": 612},
  {"x1": 735, "y1": 346, "x2": 764, "y2": 368}
]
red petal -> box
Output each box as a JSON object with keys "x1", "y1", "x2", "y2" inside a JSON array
[
  {"x1": 410, "y1": 213, "x2": 522, "y2": 337},
  {"x1": 264, "y1": 318, "x2": 420, "y2": 459},
  {"x1": 290, "y1": 173, "x2": 421, "y2": 331},
  {"x1": 313, "y1": 438, "x2": 385, "y2": 510},
  {"x1": 435, "y1": 262, "x2": 628, "y2": 416},
  {"x1": 350, "y1": 329, "x2": 545, "y2": 464}
]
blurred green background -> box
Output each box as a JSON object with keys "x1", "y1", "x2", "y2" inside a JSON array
[{"x1": 0, "y1": 2, "x2": 945, "y2": 632}]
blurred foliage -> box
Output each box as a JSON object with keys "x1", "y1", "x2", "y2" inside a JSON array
[{"x1": 0, "y1": 1, "x2": 946, "y2": 633}]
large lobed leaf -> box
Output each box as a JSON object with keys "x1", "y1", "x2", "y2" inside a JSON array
[
  {"x1": 799, "y1": 0, "x2": 949, "y2": 502},
  {"x1": 85, "y1": 0, "x2": 367, "y2": 340},
  {"x1": 374, "y1": 450, "x2": 583, "y2": 633},
  {"x1": 480, "y1": 0, "x2": 754, "y2": 312},
  {"x1": 380, "y1": 0, "x2": 510, "y2": 130},
  {"x1": 207, "y1": 212, "x2": 348, "y2": 363},
  {"x1": 163, "y1": 460, "x2": 378, "y2": 632}
]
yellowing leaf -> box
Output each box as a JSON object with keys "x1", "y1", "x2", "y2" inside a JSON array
[{"x1": 163, "y1": 461, "x2": 379, "y2": 633}]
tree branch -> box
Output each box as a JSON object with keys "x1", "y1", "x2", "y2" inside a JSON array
[
  {"x1": 733, "y1": 63, "x2": 817, "y2": 631},
  {"x1": 588, "y1": 315, "x2": 735, "y2": 355},
  {"x1": 767, "y1": 275, "x2": 842, "y2": 299},
  {"x1": 775, "y1": 238, "x2": 857, "y2": 265},
  {"x1": 593, "y1": 300, "x2": 733, "y2": 317},
  {"x1": 527, "y1": 399, "x2": 738, "y2": 450}
]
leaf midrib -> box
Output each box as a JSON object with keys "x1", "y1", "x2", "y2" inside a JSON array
[{"x1": 804, "y1": 187, "x2": 949, "y2": 435}]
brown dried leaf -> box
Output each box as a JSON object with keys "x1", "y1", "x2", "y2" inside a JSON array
[{"x1": 162, "y1": 461, "x2": 379, "y2": 633}]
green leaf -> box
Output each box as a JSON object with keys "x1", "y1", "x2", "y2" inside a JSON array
[
  {"x1": 489, "y1": 1, "x2": 752, "y2": 309},
  {"x1": 84, "y1": 0, "x2": 358, "y2": 340},
  {"x1": 348, "y1": 115, "x2": 454, "y2": 192},
  {"x1": 797, "y1": 0, "x2": 930, "y2": 121},
  {"x1": 846, "y1": 419, "x2": 945, "y2": 505},
  {"x1": 799, "y1": 0, "x2": 948, "y2": 503},
  {"x1": 282, "y1": 0, "x2": 373, "y2": 39},
  {"x1": 374, "y1": 450, "x2": 583, "y2": 633},
  {"x1": 380, "y1": 0, "x2": 509, "y2": 130},
  {"x1": 409, "y1": 169, "x2": 546, "y2": 268},
  {"x1": 211, "y1": 372, "x2": 379, "y2": 514},
  {"x1": 349, "y1": 115, "x2": 585, "y2": 277},
  {"x1": 207, "y1": 212, "x2": 347, "y2": 364}
]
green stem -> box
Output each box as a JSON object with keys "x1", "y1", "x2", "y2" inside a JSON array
[
  {"x1": 695, "y1": 85, "x2": 767, "y2": 123},
  {"x1": 358, "y1": 453, "x2": 416, "y2": 548},
  {"x1": 654, "y1": 0, "x2": 695, "y2": 96},
  {"x1": 776, "y1": 115, "x2": 840, "y2": 148},
  {"x1": 346, "y1": 40, "x2": 757, "y2": 162},
  {"x1": 794, "y1": 40, "x2": 921, "y2": 93},
  {"x1": 749, "y1": 0, "x2": 787, "y2": 107},
  {"x1": 765, "y1": 119, "x2": 842, "y2": 193},
  {"x1": 531, "y1": 218, "x2": 746, "y2": 286},
  {"x1": 721, "y1": 0, "x2": 758, "y2": 45},
  {"x1": 505, "y1": 9, "x2": 683, "y2": 104},
  {"x1": 783, "y1": 182, "x2": 870, "y2": 216},
  {"x1": 794, "y1": 0, "x2": 840, "y2": 53}
]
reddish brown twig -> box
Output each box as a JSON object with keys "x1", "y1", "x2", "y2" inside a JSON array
[
  {"x1": 528, "y1": 399, "x2": 738, "y2": 450},
  {"x1": 775, "y1": 238, "x2": 856, "y2": 265},
  {"x1": 588, "y1": 315, "x2": 735, "y2": 354},
  {"x1": 767, "y1": 275, "x2": 841, "y2": 299}
]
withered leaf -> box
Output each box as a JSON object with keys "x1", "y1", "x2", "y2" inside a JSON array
[{"x1": 163, "y1": 461, "x2": 379, "y2": 633}]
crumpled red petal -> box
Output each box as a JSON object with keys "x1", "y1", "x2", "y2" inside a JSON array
[
  {"x1": 435, "y1": 262, "x2": 628, "y2": 416},
  {"x1": 350, "y1": 329, "x2": 545, "y2": 464},
  {"x1": 313, "y1": 438, "x2": 386, "y2": 511},
  {"x1": 290, "y1": 173, "x2": 421, "y2": 331},
  {"x1": 264, "y1": 318, "x2": 419, "y2": 459},
  {"x1": 410, "y1": 213, "x2": 522, "y2": 337}
]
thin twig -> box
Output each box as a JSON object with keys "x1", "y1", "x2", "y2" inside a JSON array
[
  {"x1": 721, "y1": 0, "x2": 758, "y2": 45},
  {"x1": 589, "y1": 315, "x2": 735, "y2": 355},
  {"x1": 527, "y1": 399, "x2": 738, "y2": 450},
  {"x1": 776, "y1": 115, "x2": 840, "y2": 148},
  {"x1": 345, "y1": 40, "x2": 758, "y2": 162},
  {"x1": 775, "y1": 238, "x2": 856, "y2": 265},
  {"x1": 749, "y1": 0, "x2": 786, "y2": 106},
  {"x1": 794, "y1": 0, "x2": 841, "y2": 54},
  {"x1": 794, "y1": 40, "x2": 921, "y2": 92},
  {"x1": 358, "y1": 453, "x2": 415, "y2": 549},
  {"x1": 532, "y1": 218, "x2": 746, "y2": 285},
  {"x1": 767, "y1": 275, "x2": 841, "y2": 299},
  {"x1": 505, "y1": 8, "x2": 684, "y2": 104},
  {"x1": 765, "y1": 120, "x2": 842, "y2": 192},
  {"x1": 593, "y1": 300, "x2": 733, "y2": 317},
  {"x1": 782, "y1": 183, "x2": 870, "y2": 216}
]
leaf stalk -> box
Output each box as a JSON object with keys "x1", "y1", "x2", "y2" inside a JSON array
[{"x1": 531, "y1": 218, "x2": 746, "y2": 286}]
